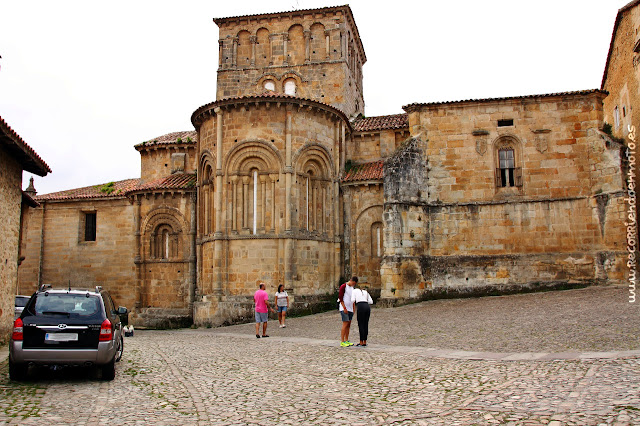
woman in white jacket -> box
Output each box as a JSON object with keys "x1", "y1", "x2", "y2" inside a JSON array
[{"x1": 352, "y1": 285, "x2": 374, "y2": 347}]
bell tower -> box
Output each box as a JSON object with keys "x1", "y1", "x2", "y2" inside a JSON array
[{"x1": 214, "y1": 5, "x2": 366, "y2": 118}]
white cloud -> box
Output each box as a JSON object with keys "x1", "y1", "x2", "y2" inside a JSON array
[{"x1": 0, "y1": 0, "x2": 627, "y2": 194}]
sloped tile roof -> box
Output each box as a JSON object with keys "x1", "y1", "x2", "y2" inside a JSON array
[
  {"x1": 404, "y1": 89, "x2": 607, "y2": 111},
  {"x1": 129, "y1": 173, "x2": 196, "y2": 193},
  {"x1": 352, "y1": 114, "x2": 408, "y2": 132},
  {"x1": 36, "y1": 173, "x2": 197, "y2": 201},
  {"x1": 343, "y1": 160, "x2": 383, "y2": 183},
  {"x1": 135, "y1": 130, "x2": 197, "y2": 149},
  {"x1": 0, "y1": 116, "x2": 51, "y2": 176},
  {"x1": 36, "y1": 178, "x2": 141, "y2": 201}
]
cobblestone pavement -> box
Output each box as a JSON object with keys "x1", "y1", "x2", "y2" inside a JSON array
[{"x1": 0, "y1": 286, "x2": 638, "y2": 425}]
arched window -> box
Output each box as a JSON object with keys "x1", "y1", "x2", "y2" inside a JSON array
[
  {"x1": 152, "y1": 224, "x2": 175, "y2": 259},
  {"x1": 494, "y1": 137, "x2": 522, "y2": 189},
  {"x1": 253, "y1": 169, "x2": 258, "y2": 234},
  {"x1": 264, "y1": 80, "x2": 276, "y2": 91},
  {"x1": 284, "y1": 78, "x2": 296, "y2": 95},
  {"x1": 161, "y1": 229, "x2": 170, "y2": 259}
]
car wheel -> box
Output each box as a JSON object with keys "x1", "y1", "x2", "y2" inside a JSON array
[
  {"x1": 115, "y1": 335, "x2": 124, "y2": 362},
  {"x1": 101, "y1": 357, "x2": 115, "y2": 381},
  {"x1": 9, "y1": 359, "x2": 28, "y2": 381}
]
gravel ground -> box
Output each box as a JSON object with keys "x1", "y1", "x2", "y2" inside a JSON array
[{"x1": 215, "y1": 285, "x2": 640, "y2": 352}]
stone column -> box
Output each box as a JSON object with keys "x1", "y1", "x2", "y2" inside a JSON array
[
  {"x1": 214, "y1": 107, "x2": 224, "y2": 298},
  {"x1": 322, "y1": 184, "x2": 326, "y2": 233},
  {"x1": 189, "y1": 192, "x2": 197, "y2": 308},
  {"x1": 260, "y1": 175, "x2": 266, "y2": 230},
  {"x1": 285, "y1": 106, "x2": 293, "y2": 231},
  {"x1": 269, "y1": 174, "x2": 277, "y2": 232},
  {"x1": 250, "y1": 35, "x2": 257, "y2": 67},
  {"x1": 304, "y1": 29, "x2": 311, "y2": 63},
  {"x1": 214, "y1": 107, "x2": 223, "y2": 234},
  {"x1": 312, "y1": 181, "x2": 318, "y2": 231},
  {"x1": 134, "y1": 197, "x2": 142, "y2": 308}
]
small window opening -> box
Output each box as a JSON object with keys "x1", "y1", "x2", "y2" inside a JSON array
[
  {"x1": 85, "y1": 212, "x2": 96, "y2": 242},
  {"x1": 264, "y1": 80, "x2": 275, "y2": 91},
  {"x1": 284, "y1": 79, "x2": 296, "y2": 95},
  {"x1": 498, "y1": 119, "x2": 513, "y2": 127}
]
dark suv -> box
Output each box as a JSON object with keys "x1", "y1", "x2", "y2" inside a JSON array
[{"x1": 9, "y1": 285, "x2": 128, "y2": 381}]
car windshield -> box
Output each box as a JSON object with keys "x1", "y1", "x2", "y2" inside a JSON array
[{"x1": 32, "y1": 293, "x2": 101, "y2": 317}]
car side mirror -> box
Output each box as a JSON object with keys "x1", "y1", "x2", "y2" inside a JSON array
[{"x1": 117, "y1": 306, "x2": 128, "y2": 315}]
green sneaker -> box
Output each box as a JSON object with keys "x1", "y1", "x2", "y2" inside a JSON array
[
  {"x1": 340, "y1": 341, "x2": 349, "y2": 347},
  {"x1": 345, "y1": 341, "x2": 354, "y2": 346}
]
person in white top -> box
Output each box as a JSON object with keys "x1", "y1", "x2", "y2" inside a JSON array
[
  {"x1": 338, "y1": 276, "x2": 357, "y2": 347},
  {"x1": 274, "y1": 284, "x2": 289, "y2": 328},
  {"x1": 352, "y1": 285, "x2": 374, "y2": 347}
]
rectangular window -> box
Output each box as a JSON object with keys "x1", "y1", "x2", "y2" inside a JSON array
[
  {"x1": 497, "y1": 119, "x2": 514, "y2": 127},
  {"x1": 84, "y1": 212, "x2": 96, "y2": 241},
  {"x1": 497, "y1": 149, "x2": 520, "y2": 188},
  {"x1": 614, "y1": 106, "x2": 620, "y2": 128}
]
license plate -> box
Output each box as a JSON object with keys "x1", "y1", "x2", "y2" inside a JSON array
[{"x1": 45, "y1": 333, "x2": 78, "y2": 342}]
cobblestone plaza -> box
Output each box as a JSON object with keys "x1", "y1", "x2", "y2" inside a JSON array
[{"x1": 1, "y1": 286, "x2": 639, "y2": 425}]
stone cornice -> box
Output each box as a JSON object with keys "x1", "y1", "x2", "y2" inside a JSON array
[{"x1": 191, "y1": 94, "x2": 351, "y2": 130}]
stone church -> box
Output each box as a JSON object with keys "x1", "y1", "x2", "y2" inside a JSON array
[{"x1": 17, "y1": 5, "x2": 631, "y2": 327}]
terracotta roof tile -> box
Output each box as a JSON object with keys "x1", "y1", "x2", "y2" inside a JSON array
[
  {"x1": 36, "y1": 178, "x2": 141, "y2": 201},
  {"x1": 129, "y1": 173, "x2": 196, "y2": 193},
  {"x1": 135, "y1": 131, "x2": 197, "y2": 149},
  {"x1": 404, "y1": 89, "x2": 607, "y2": 111},
  {"x1": 343, "y1": 160, "x2": 383, "y2": 183},
  {"x1": 0, "y1": 116, "x2": 51, "y2": 176},
  {"x1": 353, "y1": 114, "x2": 408, "y2": 132}
]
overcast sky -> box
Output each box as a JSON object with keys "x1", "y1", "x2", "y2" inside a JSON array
[{"x1": 0, "y1": 0, "x2": 630, "y2": 195}]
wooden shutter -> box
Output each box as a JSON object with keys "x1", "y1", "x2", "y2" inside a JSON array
[{"x1": 514, "y1": 167, "x2": 523, "y2": 187}]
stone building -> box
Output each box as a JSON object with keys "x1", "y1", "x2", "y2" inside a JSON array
[
  {"x1": 18, "y1": 132, "x2": 196, "y2": 328},
  {"x1": 602, "y1": 0, "x2": 640, "y2": 140},
  {"x1": 18, "y1": 5, "x2": 631, "y2": 327},
  {"x1": 0, "y1": 116, "x2": 50, "y2": 341}
]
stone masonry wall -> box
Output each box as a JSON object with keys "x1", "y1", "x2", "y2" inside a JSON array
[
  {"x1": 381, "y1": 94, "x2": 627, "y2": 303},
  {"x1": 139, "y1": 145, "x2": 197, "y2": 182},
  {"x1": 18, "y1": 199, "x2": 136, "y2": 310},
  {"x1": 0, "y1": 147, "x2": 22, "y2": 342}
]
